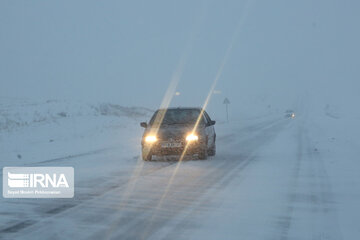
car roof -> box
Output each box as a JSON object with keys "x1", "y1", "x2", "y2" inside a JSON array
[{"x1": 156, "y1": 107, "x2": 203, "y2": 112}]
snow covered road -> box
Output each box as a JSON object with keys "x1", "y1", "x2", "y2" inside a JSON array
[{"x1": 1, "y1": 107, "x2": 358, "y2": 239}]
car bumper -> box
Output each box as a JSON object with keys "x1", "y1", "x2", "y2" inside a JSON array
[{"x1": 143, "y1": 141, "x2": 204, "y2": 156}]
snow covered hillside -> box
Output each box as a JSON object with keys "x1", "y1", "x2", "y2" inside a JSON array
[{"x1": 0, "y1": 99, "x2": 153, "y2": 167}]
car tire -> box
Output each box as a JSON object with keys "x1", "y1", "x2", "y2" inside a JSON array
[
  {"x1": 142, "y1": 148, "x2": 152, "y2": 161},
  {"x1": 208, "y1": 143, "x2": 216, "y2": 156},
  {"x1": 208, "y1": 136, "x2": 216, "y2": 156},
  {"x1": 198, "y1": 143, "x2": 208, "y2": 160}
]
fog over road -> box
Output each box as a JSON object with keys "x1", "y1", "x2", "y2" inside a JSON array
[
  {"x1": 1, "y1": 0, "x2": 359, "y2": 239},
  {"x1": 1, "y1": 111, "x2": 345, "y2": 240}
]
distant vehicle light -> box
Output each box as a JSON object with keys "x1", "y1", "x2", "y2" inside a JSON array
[
  {"x1": 145, "y1": 135, "x2": 157, "y2": 143},
  {"x1": 186, "y1": 134, "x2": 199, "y2": 141}
]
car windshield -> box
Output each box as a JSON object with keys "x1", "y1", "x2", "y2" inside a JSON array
[{"x1": 149, "y1": 109, "x2": 203, "y2": 126}]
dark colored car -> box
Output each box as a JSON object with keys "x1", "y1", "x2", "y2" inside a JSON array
[{"x1": 140, "y1": 108, "x2": 216, "y2": 161}]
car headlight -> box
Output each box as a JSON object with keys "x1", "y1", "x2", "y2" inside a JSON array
[
  {"x1": 145, "y1": 135, "x2": 157, "y2": 143},
  {"x1": 186, "y1": 134, "x2": 198, "y2": 141}
]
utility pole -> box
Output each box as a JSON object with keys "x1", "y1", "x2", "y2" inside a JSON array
[{"x1": 223, "y1": 98, "x2": 230, "y2": 122}]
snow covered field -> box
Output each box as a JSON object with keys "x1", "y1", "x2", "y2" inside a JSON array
[{"x1": 0, "y1": 99, "x2": 359, "y2": 239}]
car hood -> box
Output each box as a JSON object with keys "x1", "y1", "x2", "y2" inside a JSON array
[{"x1": 146, "y1": 124, "x2": 203, "y2": 140}]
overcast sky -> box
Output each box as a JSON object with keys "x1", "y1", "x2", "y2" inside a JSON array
[{"x1": 1, "y1": 0, "x2": 359, "y2": 118}]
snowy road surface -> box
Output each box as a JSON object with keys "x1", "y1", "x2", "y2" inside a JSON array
[{"x1": 0, "y1": 103, "x2": 359, "y2": 239}]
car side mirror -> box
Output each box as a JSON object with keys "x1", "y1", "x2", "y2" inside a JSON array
[
  {"x1": 140, "y1": 122, "x2": 147, "y2": 128},
  {"x1": 208, "y1": 120, "x2": 216, "y2": 126}
]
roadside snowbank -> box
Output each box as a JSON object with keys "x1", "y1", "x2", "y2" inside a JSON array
[
  {"x1": 0, "y1": 99, "x2": 153, "y2": 167},
  {"x1": 0, "y1": 98, "x2": 153, "y2": 131}
]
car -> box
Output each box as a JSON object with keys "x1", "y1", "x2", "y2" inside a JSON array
[
  {"x1": 284, "y1": 109, "x2": 295, "y2": 119},
  {"x1": 140, "y1": 107, "x2": 216, "y2": 161}
]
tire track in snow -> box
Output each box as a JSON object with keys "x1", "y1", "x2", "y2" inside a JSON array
[{"x1": 275, "y1": 118, "x2": 342, "y2": 240}]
